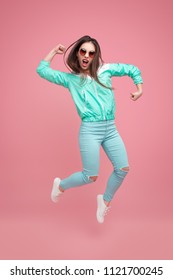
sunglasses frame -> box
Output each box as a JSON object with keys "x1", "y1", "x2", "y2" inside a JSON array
[{"x1": 79, "y1": 48, "x2": 95, "y2": 58}]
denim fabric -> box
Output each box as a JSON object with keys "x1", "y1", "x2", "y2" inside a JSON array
[{"x1": 60, "y1": 120, "x2": 129, "y2": 202}]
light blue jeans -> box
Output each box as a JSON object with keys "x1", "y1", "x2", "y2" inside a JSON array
[{"x1": 60, "y1": 120, "x2": 129, "y2": 202}]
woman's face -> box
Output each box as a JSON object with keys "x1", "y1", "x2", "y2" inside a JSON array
[{"x1": 77, "y1": 42, "x2": 96, "y2": 73}]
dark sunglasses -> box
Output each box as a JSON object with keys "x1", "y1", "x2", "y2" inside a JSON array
[{"x1": 79, "y1": 48, "x2": 95, "y2": 58}]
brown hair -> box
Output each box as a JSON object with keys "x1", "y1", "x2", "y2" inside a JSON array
[{"x1": 64, "y1": 35, "x2": 111, "y2": 89}]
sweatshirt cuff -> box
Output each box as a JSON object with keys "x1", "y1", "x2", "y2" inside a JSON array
[
  {"x1": 40, "y1": 60, "x2": 50, "y2": 66},
  {"x1": 134, "y1": 77, "x2": 143, "y2": 85}
]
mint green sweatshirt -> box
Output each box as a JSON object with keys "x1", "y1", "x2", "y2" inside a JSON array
[{"x1": 36, "y1": 60, "x2": 143, "y2": 122}]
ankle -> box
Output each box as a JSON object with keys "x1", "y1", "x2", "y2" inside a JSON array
[
  {"x1": 104, "y1": 199, "x2": 110, "y2": 207},
  {"x1": 59, "y1": 185, "x2": 64, "y2": 192}
]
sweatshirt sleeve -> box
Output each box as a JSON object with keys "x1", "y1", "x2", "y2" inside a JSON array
[
  {"x1": 108, "y1": 63, "x2": 143, "y2": 84},
  {"x1": 36, "y1": 60, "x2": 69, "y2": 88}
]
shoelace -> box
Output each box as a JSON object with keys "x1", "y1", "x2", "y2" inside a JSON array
[{"x1": 103, "y1": 206, "x2": 111, "y2": 216}]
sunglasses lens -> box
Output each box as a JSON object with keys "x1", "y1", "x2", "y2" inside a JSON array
[
  {"x1": 89, "y1": 51, "x2": 95, "y2": 58},
  {"x1": 79, "y1": 49, "x2": 86, "y2": 56},
  {"x1": 79, "y1": 48, "x2": 95, "y2": 58}
]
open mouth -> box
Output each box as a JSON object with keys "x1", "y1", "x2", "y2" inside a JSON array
[{"x1": 82, "y1": 59, "x2": 89, "y2": 67}]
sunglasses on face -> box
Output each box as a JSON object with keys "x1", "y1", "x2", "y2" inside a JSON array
[{"x1": 79, "y1": 48, "x2": 95, "y2": 58}]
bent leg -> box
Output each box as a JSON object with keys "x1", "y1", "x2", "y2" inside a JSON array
[
  {"x1": 60, "y1": 124, "x2": 101, "y2": 190},
  {"x1": 103, "y1": 167, "x2": 129, "y2": 202},
  {"x1": 102, "y1": 128, "x2": 129, "y2": 202}
]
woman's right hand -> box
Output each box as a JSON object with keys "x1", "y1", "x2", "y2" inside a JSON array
[
  {"x1": 54, "y1": 44, "x2": 66, "y2": 54},
  {"x1": 43, "y1": 44, "x2": 66, "y2": 62}
]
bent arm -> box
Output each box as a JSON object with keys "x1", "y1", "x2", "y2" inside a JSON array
[
  {"x1": 108, "y1": 63, "x2": 143, "y2": 101},
  {"x1": 109, "y1": 63, "x2": 143, "y2": 85},
  {"x1": 44, "y1": 44, "x2": 66, "y2": 63},
  {"x1": 36, "y1": 44, "x2": 69, "y2": 87}
]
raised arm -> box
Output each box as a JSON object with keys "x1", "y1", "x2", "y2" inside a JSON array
[
  {"x1": 36, "y1": 44, "x2": 69, "y2": 87},
  {"x1": 44, "y1": 44, "x2": 66, "y2": 63}
]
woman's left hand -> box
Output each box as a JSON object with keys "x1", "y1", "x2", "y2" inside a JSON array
[{"x1": 130, "y1": 91, "x2": 143, "y2": 101}]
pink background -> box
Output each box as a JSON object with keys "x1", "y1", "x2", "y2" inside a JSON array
[{"x1": 1, "y1": 0, "x2": 173, "y2": 259}]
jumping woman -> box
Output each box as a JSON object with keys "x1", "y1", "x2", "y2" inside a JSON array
[{"x1": 36, "y1": 35, "x2": 143, "y2": 223}]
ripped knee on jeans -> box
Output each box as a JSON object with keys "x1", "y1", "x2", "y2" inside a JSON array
[
  {"x1": 89, "y1": 176, "x2": 98, "y2": 182},
  {"x1": 120, "y1": 166, "x2": 129, "y2": 172}
]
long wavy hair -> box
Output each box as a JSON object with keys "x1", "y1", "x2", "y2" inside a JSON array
[{"x1": 64, "y1": 35, "x2": 110, "y2": 88}]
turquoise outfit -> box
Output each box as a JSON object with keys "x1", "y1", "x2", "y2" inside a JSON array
[{"x1": 36, "y1": 60, "x2": 143, "y2": 201}]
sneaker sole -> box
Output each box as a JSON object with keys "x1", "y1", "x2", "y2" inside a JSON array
[
  {"x1": 51, "y1": 177, "x2": 61, "y2": 203},
  {"x1": 96, "y1": 195, "x2": 104, "y2": 223}
]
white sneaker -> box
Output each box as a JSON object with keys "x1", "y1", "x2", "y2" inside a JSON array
[
  {"x1": 96, "y1": 194, "x2": 110, "y2": 223},
  {"x1": 51, "y1": 178, "x2": 63, "y2": 203}
]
